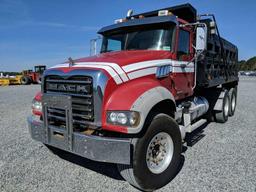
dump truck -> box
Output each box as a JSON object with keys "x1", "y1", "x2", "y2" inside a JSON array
[
  {"x1": 21, "y1": 65, "x2": 46, "y2": 85},
  {"x1": 28, "y1": 4, "x2": 239, "y2": 191}
]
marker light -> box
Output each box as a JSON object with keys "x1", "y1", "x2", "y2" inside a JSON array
[
  {"x1": 114, "y1": 18, "x2": 128, "y2": 24},
  {"x1": 158, "y1": 10, "x2": 169, "y2": 16},
  {"x1": 115, "y1": 19, "x2": 123, "y2": 24}
]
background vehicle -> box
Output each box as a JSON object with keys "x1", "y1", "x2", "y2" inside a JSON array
[
  {"x1": 21, "y1": 65, "x2": 46, "y2": 85},
  {"x1": 28, "y1": 4, "x2": 238, "y2": 191}
]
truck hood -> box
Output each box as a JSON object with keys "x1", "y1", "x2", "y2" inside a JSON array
[
  {"x1": 74, "y1": 50, "x2": 173, "y2": 67},
  {"x1": 50, "y1": 50, "x2": 175, "y2": 85}
]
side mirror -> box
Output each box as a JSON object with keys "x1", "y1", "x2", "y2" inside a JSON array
[
  {"x1": 90, "y1": 37, "x2": 102, "y2": 56},
  {"x1": 196, "y1": 26, "x2": 207, "y2": 51}
]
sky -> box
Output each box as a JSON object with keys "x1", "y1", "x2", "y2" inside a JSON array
[{"x1": 0, "y1": 0, "x2": 255, "y2": 71}]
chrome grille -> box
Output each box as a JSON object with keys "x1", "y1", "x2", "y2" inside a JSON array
[{"x1": 44, "y1": 75, "x2": 94, "y2": 129}]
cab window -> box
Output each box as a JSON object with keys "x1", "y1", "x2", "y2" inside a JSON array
[{"x1": 177, "y1": 29, "x2": 190, "y2": 58}]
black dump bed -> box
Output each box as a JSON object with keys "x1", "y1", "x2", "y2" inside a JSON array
[{"x1": 196, "y1": 19, "x2": 239, "y2": 88}]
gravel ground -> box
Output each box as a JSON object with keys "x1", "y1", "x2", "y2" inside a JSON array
[{"x1": 0, "y1": 77, "x2": 255, "y2": 192}]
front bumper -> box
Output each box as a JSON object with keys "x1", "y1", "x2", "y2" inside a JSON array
[{"x1": 28, "y1": 116, "x2": 131, "y2": 165}]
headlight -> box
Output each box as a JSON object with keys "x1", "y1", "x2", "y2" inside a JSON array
[
  {"x1": 109, "y1": 112, "x2": 117, "y2": 122},
  {"x1": 117, "y1": 113, "x2": 128, "y2": 124},
  {"x1": 107, "y1": 111, "x2": 140, "y2": 127},
  {"x1": 32, "y1": 99, "x2": 42, "y2": 115},
  {"x1": 32, "y1": 99, "x2": 42, "y2": 111}
]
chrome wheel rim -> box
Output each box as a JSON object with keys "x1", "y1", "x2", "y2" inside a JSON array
[
  {"x1": 231, "y1": 94, "x2": 236, "y2": 112},
  {"x1": 224, "y1": 97, "x2": 229, "y2": 117},
  {"x1": 146, "y1": 132, "x2": 174, "y2": 174}
]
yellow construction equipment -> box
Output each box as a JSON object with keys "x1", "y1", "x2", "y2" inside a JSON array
[{"x1": 0, "y1": 75, "x2": 22, "y2": 86}]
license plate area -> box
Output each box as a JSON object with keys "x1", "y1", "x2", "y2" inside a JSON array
[{"x1": 42, "y1": 94, "x2": 73, "y2": 151}]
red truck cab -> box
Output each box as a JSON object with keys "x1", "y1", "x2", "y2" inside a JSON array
[{"x1": 28, "y1": 3, "x2": 238, "y2": 191}]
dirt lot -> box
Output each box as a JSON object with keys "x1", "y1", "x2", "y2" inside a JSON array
[{"x1": 0, "y1": 77, "x2": 255, "y2": 192}]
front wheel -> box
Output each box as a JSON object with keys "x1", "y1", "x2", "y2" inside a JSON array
[
  {"x1": 117, "y1": 114, "x2": 182, "y2": 191},
  {"x1": 21, "y1": 76, "x2": 31, "y2": 85}
]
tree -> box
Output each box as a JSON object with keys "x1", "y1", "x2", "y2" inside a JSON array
[
  {"x1": 239, "y1": 57, "x2": 256, "y2": 71},
  {"x1": 245, "y1": 57, "x2": 256, "y2": 71}
]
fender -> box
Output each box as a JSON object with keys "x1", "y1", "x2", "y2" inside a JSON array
[
  {"x1": 129, "y1": 86, "x2": 176, "y2": 133},
  {"x1": 102, "y1": 77, "x2": 176, "y2": 133},
  {"x1": 214, "y1": 90, "x2": 226, "y2": 111}
]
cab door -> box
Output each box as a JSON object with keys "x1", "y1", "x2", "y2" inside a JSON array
[{"x1": 172, "y1": 25, "x2": 194, "y2": 99}]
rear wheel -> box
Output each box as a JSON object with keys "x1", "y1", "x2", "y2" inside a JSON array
[
  {"x1": 215, "y1": 90, "x2": 230, "y2": 123},
  {"x1": 117, "y1": 114, "x2": 182, "y2": 191},
  {"x1": 228, "y1": 87, "x2": 237, "y2": 116},
  {"x1": 21, "y1": 76, "x2": 31, "y2": 85}
]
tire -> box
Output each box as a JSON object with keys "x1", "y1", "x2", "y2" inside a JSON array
[
  {"x1": 215, "y1": 90, "x2": 230, "y2": 123},
  {"x1": 21, "y1": 76, "x2": 31, "y2": 85},
  {"x1": 228, "y1": 87, "x2": 237, "y2": 116},
  {"x1": 117, "y1": 114, "x2": 182, "y2": 191}
]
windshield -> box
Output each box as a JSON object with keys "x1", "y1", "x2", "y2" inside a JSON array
[{"x1": 100, "y1": 24, "x2": 175, "y2": 53}]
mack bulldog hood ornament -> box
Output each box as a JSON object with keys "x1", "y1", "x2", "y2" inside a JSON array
[{"x1": 68, "y1": 57, "x2": 75, "y2": 67}]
